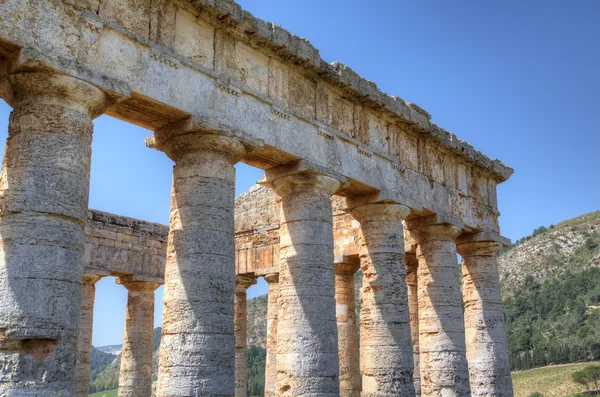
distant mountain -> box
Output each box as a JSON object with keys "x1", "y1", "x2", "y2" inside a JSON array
[{"x1": 95, "y1": 345, "x2": 122, "y2": 355}]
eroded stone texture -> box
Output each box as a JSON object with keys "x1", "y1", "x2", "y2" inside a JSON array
[
  {"x1": 405, "y1": 254, "x2": 421, "y2": 397},
  {"x1": 0, "y1": 72, "x2": 107, "y2": 396},
  {"x1": 350, "y1": 202, "x2": 415, "y2": 397},
  {"x1": 235, "y1": 275, "x2": 256, "y2": 397},
  {"x1": 267, "y1": 168, "x2": 341, "y2": 397},
  {"x1": 75, "y1": 275, "x2": 102, "y2": 397},
  {"x1": 152, "y1": 130, "x2": 246, "y2": 397},
  {"x1": 264, "y1": 273, "x2": 279, "y2": 397},
  {"x1": 117, "y1": 277, "x2": 160, "y2": 397},
  {"x1": 457, "y1": 241, "x2": 513, "y2": 397},
  {"x1": 334, "y1": 261, "x2": 360, "y2": 397},
  {"x1": 410, "y1": 224, "x2": 471, "y2": 397}
]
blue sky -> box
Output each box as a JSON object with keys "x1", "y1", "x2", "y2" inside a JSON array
[{"x1": 0, "y1": 0, "x2": 598, "y2": 346}]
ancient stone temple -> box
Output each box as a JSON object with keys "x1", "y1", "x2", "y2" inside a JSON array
[{"x1": 0, "y1": 0, "x2": 514, "y2": 396}]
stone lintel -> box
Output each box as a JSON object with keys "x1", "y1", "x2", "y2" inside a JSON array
[
  {"x1": 344, "y1": 190, "x2": 422, "y2": 213},
  {"x1": 262, "y1": 159, "x2": 348, "y2": 188},
  {"x1": 251, "y1": 267, "x2": 280, "y2": 278},
  {"x1": 456, "y1": 231, "x2": 511, "y2": 247},
  {"x1": 83, "y1": 268, "x2": 111, "y2": 278},
  {"x1": 405, "y1": 213, "x2": 464, "y2": 231},
  {"x1": 116, "y1": 275, "x2": 164, "y2": 286},
  {"x1": 1, "y1": 46, "x2": 130, "y2": 107}
]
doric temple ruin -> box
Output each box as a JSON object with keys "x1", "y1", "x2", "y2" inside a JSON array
[{"x1": 0, "y1": 0, "x2": 514, "y2": 396}]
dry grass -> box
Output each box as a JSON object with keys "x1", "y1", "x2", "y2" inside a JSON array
[
  {"x1": 89, "y1": 389, "x2": 118, "y2": 397},
  {"x1": 512, "y1": 362, "x2": 600, "y2": 397}
]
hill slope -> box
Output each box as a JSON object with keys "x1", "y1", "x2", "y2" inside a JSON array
[{"x1": 499, "y1": 210, "x2": 600, "y2": 296}]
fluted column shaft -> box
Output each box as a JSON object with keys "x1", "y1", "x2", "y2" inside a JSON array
[
  {"x1": 75, "y1": 275, "x2": 103, "y2": 397},
  {"x1": 334, "y1": 262, "x2": 360, "y2": 397},
  {"x1": 154, "y1": 132, "x2": 246, "y2": 397},
  {"x1": 235, "y1": 275, "x2": 256, "y2": 397},
  {"x1": 118, "y1": 278, "x2": 160, "y2": 397},
  {"x1": 264, "y1": 273, "x2": 279, "y2": 397},
  {"x1": 350, "y1": 203, "x2": 415, "y2": 397},
  {"x1": 270, "y1": 171, "x2": 341, "y2": 397},
  {"x1": 457, "y1": 241, "x2": 514, "y2": 397},
  {"x1": 405, "y1": 253, "x2": 420, "y2": 397},
  {"x1": 0, "y1": 72, "x2": 108, "y2": 396},
  {"x1": 411, "y1": 224, "x2": 470, "y2": 397}
]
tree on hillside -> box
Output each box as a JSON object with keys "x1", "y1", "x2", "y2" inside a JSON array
[{"x1": 572, "y1": 365, "x2": 600, "y2": 396}]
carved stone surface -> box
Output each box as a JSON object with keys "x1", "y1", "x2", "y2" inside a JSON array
[
  {"x1": 235, "y1": 275, "x2": 257, "y2": 397},
  {"x1": 334, "y1": 261, "x2": 361, "y2": 397},
  {"x1": 153, "y1": 132, "x2": 246, "y2": 397},
  {"x1": 411, "y1": 224, "x2": 471, "y2": 397},
  {"x1": 0, "y1": 72, "x2": 108, "y2": 396},
  {"x1": 268, "y1": 169, "x2": 342, "y2": 397},
  {"x1": 350, "y1": 203, "x2": 415, "y2": 397},
  {"x1": 117, "y1": 278, "x2": 160, "y2": 397},
  {"x1": 458, "y1": 241, "x2": 514, "y2": 397},
  {"x1": 75, "y1": 275, "x2": 102, "y2": 397},
  {"x1": 405, "y1": 254, "x2": 421, "y2": 397},
  {"x1": 264, "y1": 273, "x2": 280, "y2": 397}
]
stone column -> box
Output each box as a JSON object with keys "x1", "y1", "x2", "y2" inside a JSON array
[
  {"x1": 409, "y1": 222, "x2": 471, "y2": 397},
  {"x1": 75, "y1": 274, "x2": 103, "y2": 397},
  {"x1": 334, "y1": 259, "x2": 360, "y2": 397},
  {"x1": 117, "y1": 277, "x2": 160, "y2": 397},
  {"x1": 235, "y1": 275, "x2": 256, "y2": 397},
  {"x1": 0, "y1": 72, "x2": 108, "y2": 396},
  {"x1": 264, "y1": 273, "x2": 279, "y2": 397},
  {"x1": 350, "y1": 202, "x2": 415, "y2": 397},
  {"x1": 151, "y1": 129, "x2": 247, "y2": 397},
  {"x1": 266, "y1": 165, "x2": 342, "y2": 397},
  {"x1": 405, "y1": 253, "x2": 420, "y2": 397},
  {"x1": 457, "y1": 238, "x2": 514, "y2": 397}
]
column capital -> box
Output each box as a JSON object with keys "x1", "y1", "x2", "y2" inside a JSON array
[
  {"x1": 82, "y1": 274, "x2": 102, "y2": 285},
  {"x1": 262, "y1": 160, "x2": 346, "y2": 198},
  {"x1": 405, "y1": 252, "x2": 419, "y2": 274},
  {"x1": 0, "y1": 72, "x2": 110, "y2": 118},
  {"x1": 334, "y1": 256, "x2": 360, "y2": 276},
  {"x1": 236, "y1": 275, "x2": 256, "y2": 292},
  {"x1": 457, "y1": 240, "x2": 503, "y2": 257},
  {"x1": 117, "y1": 276, "x2": 160, "y2": 292},
  {"x1": 349, "y1": 201, "x2": 410, "y2": 223},
  {"x1": 407, "y1": 215, "x2": 464, "y2": 242},
  {"x1": 264, "y1": 273, "x2": 279, "y2": 284}
]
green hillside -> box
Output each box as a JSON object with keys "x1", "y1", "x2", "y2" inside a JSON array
[
  {"x1": 89, "y1": 389, "x2": 118, "y2": 397},
  {"x1": 512, "y1": 362, "x2": 600, "y2": 397}
]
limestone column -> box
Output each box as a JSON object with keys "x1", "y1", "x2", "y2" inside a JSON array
[
  {"x1": 266, "y1": 165, "x2": 342, "y2": 397},
  {"x1": 334, "y1": 259, "x2": 360, "y2": 397},
  {"x1": 235, "y1": 275, "x2": 256, "y2": 397},
  {"x1": 409, "y1": 222, "x2": 471, "y2": 397},
  {"x1": 405, "y1": 253, "x2": 420, "y2": 397},
  {"x1": 151, "y1": 129, "x2": 247, "y2": 397},
  {"x1": 350, "y1": 202, "x2": 415, "y2": 397},
  {"x1": 75, "y1": 274, "x2": 103, "y2": 397},
  {"x1": 457, "y1": 238, "x2": 514, "y2": 397},
  {"x1": 0, "y1": 72, "x2": 108, "y2": 396},
  {"x1": 117, "y1": 277, "x2": 160, "y2": 397},
  {"x1": 264, "y1": 273, "x2": 279, "y2": 397}
]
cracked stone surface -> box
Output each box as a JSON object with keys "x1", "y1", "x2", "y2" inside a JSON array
[
  {"x1": 458, "y1": 241, "x2": 514, "y2": 397},
  {"x1": 0, "y1": 72, "x2": 107, "y2": 396},
  {"x1": 235, "y1": 275, "x2": 256, "y2": 397},
  {"x1": 269, "y1": 171, "x2": 341, "y2": 397},
  {"x1": 264, "y1": 273, "x2": 279, "y2": 397},
  {"x1": 412, "y1": 224, "x2": 471, "y2": 397},
  {"x1": 405, "y1": 253, "x2": 421, "y2": 397},
  {"x1": 75, "y1": 275, "x2": 102, "y2": 397},
  {"x1": 350, "y1": 203, "x2": 415, "y2": 397},
  {"x1": 118, "y1": 278, "x2": 160, "y2": 397}
]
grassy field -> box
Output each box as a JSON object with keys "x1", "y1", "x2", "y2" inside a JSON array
[
  {"x1": 512, "y1": 362, "x2": 600, "y2": 397},
  {"x1": 89, "y1": 389, "x2": 118, "y2": 397}
]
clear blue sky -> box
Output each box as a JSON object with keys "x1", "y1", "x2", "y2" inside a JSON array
[{"x1": 0, "y1": 0, "x2": 598, "y2": 346}]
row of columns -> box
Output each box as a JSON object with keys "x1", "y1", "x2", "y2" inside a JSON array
[
  {"x1": 74, "y1": 275, "x2": 160, "y2": 397},
  {"x1": 0, "y1": 71, "x2": 512, "y2": 397},
  {"x1": 232, "y1": 215, "x2": 513, "y2": 397}
]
